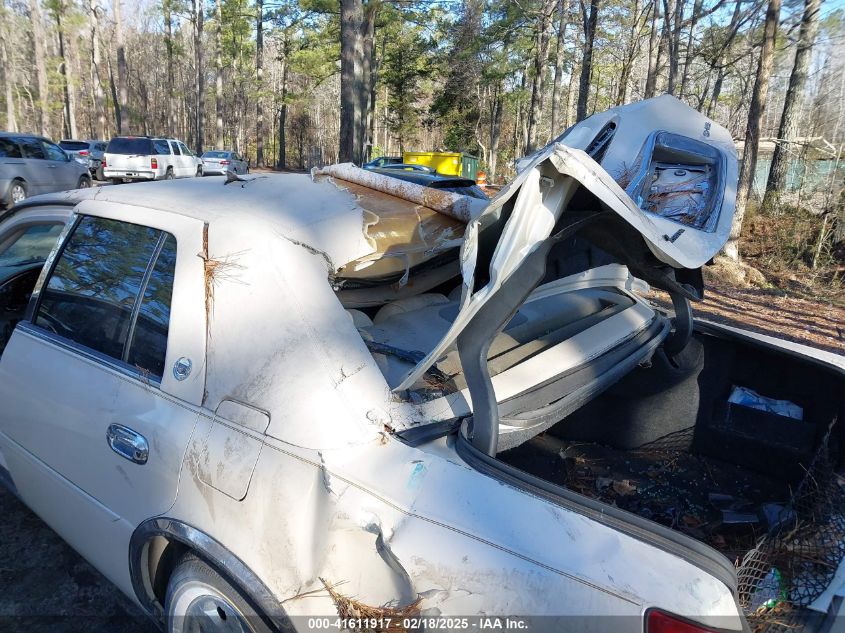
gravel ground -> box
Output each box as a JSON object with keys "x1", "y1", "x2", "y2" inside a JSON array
[{"x1": 0, "y1": 484, "x2": 157, "y2": 632}]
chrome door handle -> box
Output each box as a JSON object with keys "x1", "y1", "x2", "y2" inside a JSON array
[{"x1": 106, "y1": 424, "x2": 149, "y2": 465}]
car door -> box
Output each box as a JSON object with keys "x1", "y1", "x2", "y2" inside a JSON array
[
  {"x1": 168, "y1": 140, "x2": 185, "y2": 176},
  {"x1": 41, "y1": 139, "x2": 78, "y2": 191},
  {"x1": 0, "y1": 200, "x2": 206, "y2": 595},
  {"x1": 177, "y1": 142, "x2": 195, "y2": 176},
  {"x1": 15, "y1": 136, "x2": 49, "y2": 193}
]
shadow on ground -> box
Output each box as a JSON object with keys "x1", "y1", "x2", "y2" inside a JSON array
[{"x1": 0, "y1": 484, "x2": 157, "y2": 632}]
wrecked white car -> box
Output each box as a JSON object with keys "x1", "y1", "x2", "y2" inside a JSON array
[{"x1": 0, "y1": 95, "x2": 844, "y2": 633}]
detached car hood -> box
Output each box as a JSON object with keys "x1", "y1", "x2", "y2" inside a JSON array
[{"x1": 394, "y1": 95, "x2": 737, "y2": 392}]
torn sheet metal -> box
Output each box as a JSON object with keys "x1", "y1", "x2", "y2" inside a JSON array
[
  {"x1": 314, "y1": 162, "x2": 489, "y2": 223},
  {"x1": 393, "y1": 97, "x2": 736, "y2": 392}
]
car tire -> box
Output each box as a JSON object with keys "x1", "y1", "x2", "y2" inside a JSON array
[
  {"x1": 165, "y1": 168, "x2": 175, "y2": 181},
  {"x1": 196, "y1": 166, "x2": 203, "y2": 177},
  {"x1": 95, "y1": 166, "x2": 105, "y2": 181},
  {"x1": 7, "y1": 179, "x2": 26, "y2": 206},
  {"x1": 77, "y1": 176, "x2": 91, "y2": 189},
  {"x1": 165, "y1": 554, "x2": 271, "y2": 633}
]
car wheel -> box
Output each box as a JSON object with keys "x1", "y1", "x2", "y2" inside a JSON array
[
  {"x1": 110, "y1": 178, "x2": 123, "y2": 185},
  {"x1": 165, "y1": 168, "x2": 175, "y2": 181},
  {"x1": 165, "y1": 554, "x2": 271, "y2": 633},
  {"x1": 196, "y1": 166, "x2": 203, "y2": 177},
  {"x1": 77, "y1": 176, "x2": 91, "y2": 189},
  {"x1": 8, "y1": 180, "x2": 26, "y2": 206},
  {"x1": 95, "y1": 165, "x2": 105, "y2": 181}
]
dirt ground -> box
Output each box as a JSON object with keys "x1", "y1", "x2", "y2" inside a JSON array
[
  {"x1": 0, "y1": 485, "x2": 155, "y2": 632},
  {"x1": 649, "y1": 268, "x2": 845, "y2": 356}
]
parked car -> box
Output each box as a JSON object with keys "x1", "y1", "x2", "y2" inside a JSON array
[
  {"x1": 59, "y1": 139, "x2": 108, "y2": 181},
  {"x1": 371, "y1": 166, "x2": 488, "y2": 199},
  {"x1": 103, "y1": 136, "x2": 203, "y2": 184},
  {"x1": 201, "y1": 150, "x2": 249, "y2": 176},
  {"x1": 0, "y1": 132, "x2": 91, "y2": 209},
  {"x1": 362, "y1": 155, "x2": 402, "y2": 169},
  {"x1": 0, "y1": 96, "x2": 844, "y2": 633}
]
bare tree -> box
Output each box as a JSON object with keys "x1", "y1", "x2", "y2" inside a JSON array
[
  {"x1": 215, "y1": 0, "x2": 223, "y2": 149},
  {"x1": 644, "y1": 0, "x2": 661, "y2": 98},
  {"x1": 113, "y1": 0, "x2": 128, "y2": 133},
  {"x1": 525, "y1": 0, "x2": 556, "y2": 152},
  {"x1": 54, "y1": 0, "x2": 78, "y2": 139},
  {"x1": 90, "y1": 0, "x2": 105, "y2": 139},
  {"x1": 192, "y1": 0, "x2": 205, "y2": 154},
  {"x1": 1, "y1": 1, "x2": 16, "y2": 132},
  {"x1": 256, "y1": 0, "x2": 265, "y2": 166},
  {"x1": 576, "y1": 0, "x2": 600, "y2": 122},
  {"x1": 724, "y1": 0, "x2": 781, "y2": 260},
  {"x1": 30, "y1": 0, "x2": 49, "y2": 136},
  {"x1": 550, "y1": 0, "x2": 570, "y2": 134},
  {"x1": 164, "y1": 0, "x2": 177, "y2": 135},
  {"x1": 763, "y1": 0, "x2": 821, "y2": 208}
]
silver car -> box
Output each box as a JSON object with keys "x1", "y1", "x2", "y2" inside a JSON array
[
  {"x1": 201, "y1": 150, "x2": 249, "y2": 175},
  {"x1": 59, "y1": 139, "x2": 108, "y2": 181},
  {"x1": 0, "y1": 133, "x2": 91, "y2": 209}
]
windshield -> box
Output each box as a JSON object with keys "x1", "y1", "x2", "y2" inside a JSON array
[
  {"x1": 59, "y1": 141, "x2": 89, "y2": 151},
  {"x1": 434, "y1": 184, "x2": 489, "y2": 200},
  {"x1": 0, "y1": 224, "x2": 65, "y2": 269},
  {"x1": 203, "y1": 151, "x2": 229, "y2": 159},
  {"x1": 106, "y1": 137, "x2": 154, "y2": 155}
]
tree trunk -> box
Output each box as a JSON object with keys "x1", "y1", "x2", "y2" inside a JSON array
[
  {"x1": 165, "y1": 0, "x2": 177, "y2": 135},
  {"x1": 55, "y1": 4, "x2": 78, "y2": 140},
  {"x1": 255, "y1": 0, "x2": 265, "y2": 166},
  {"x1": 114, "y1": 0, "x2": 128, "y2": 133},
  {"x1": 214, "y1": 0, "x2": 224, "y2": 149},
  {"x1": 489, "y1": 86, "x2": 503, "y2": 182},
  {"x1": 662, "y1": 0, "x2": 680, "y2": 95},
  {"x1": 644, "y1": 0, "x2": 661, "y2": 98},
  {"x1": 525, "y1": 0, "x2": 556, "y2": 153},
  {"x1": 277, "y1": 35, "x2": 289, "y2": 169},
  {"x1": 550, "y1": 0, "x2": 569, "y2": 136},
  {"x1": 90, "y1": 0, "x2": 105, "y2": 139},
  {"x1": 1, "y1": 7, "x2": 16, "y2": 133},
  {"x1": 679, "y1": 0, "x2": 703, "y2": 96},
  {"x1": 30, "y1": 0, "x2": 49, "y2": 136},
  {"x1": 193, "y1": 0, "x2": 205, "y2": 154},
  {"x1": 617, "y1": 0, "x2": 643, "y2": 105},
  {"x1": 339, "y1": 0, "x2": 364, "y2": 164},
  {"x1": 724, "y1": 0, "x2": 781, "y2": 260},
  {"x1": 359, "y1": 1, "x2": 377, "y2": 162},
  {"x1": 576, "y1": 0, "x2": 600, "y2": 122},
  {"x1": 763, "y1": 0, "x2": 821, "y2": 208}
]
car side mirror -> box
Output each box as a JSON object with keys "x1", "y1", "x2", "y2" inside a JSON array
[{"x1": 64, "y1": 151, "x2": 71, "y2": 162}]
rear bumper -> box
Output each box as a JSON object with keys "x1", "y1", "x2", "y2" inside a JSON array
[
  {"x1": 103, "y1": 169, "x2": 157, "y2": 181},
  {"x1": 203, "y1": 166, "x2": 229, "y2": 175}
]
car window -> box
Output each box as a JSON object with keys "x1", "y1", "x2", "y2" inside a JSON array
[
  {"x1": 203, "y1": 151, "x2": 227, "y2": 159},
  {"x1": 59, "y1": 141, "x2": 88, "y2": 151},
  {"x1": 178, "y1": 142, "x2": 192, "y2": 156},
  {"x1": 35, "y1": 216, "x2": 175, "y2": 374},
  {"x1": 17, "y1": 137, "x2": 46, "y2": 160},
  {"x1": 106, "y1": 137, "x2": 154, "y2": 155},
  {"x1": 42, "y1": 141, "x2": 67, "y2": 162},
  {"x1": 154, "y1": 139, "x2": 171, "y2": 155},
  {"x1": 96, "y1": 143, "x2": 107, "y2": 152},
  {"x1": 0, "y1": 223, "x2": 65, "y2": 271},
  {"x1": 126, "y1": 234, "x2": 176, "y2": 377},
  {"x1": 0, "y1": 138, "x2": 21, "y2": 158},
  {"x1": 171, "y1": 141, "x2": 182, "y2": 156}
]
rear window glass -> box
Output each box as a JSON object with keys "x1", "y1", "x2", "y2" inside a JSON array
[
  {"x1": 59, "y1": 141, "x2": 89, "y2": 151},
  {"x1": 0, "y1": 139, "x2": 21, "y2": 158},
  {"x1": 433, "y1": 184, "x2": 489, "y2": 200},
  {"x1": 203, "y1": 151, "x2": 228, "y2": 159},
  {"x1": 106, "y1": 137, "x2": 154, "y2": 155}
]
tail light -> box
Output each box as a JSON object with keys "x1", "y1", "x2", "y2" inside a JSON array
[
  {"x1": 151, "y1": 157, "x2": 158, "y2": 169},
  {"x1": 79, "y1": 150, "x2": 89, "y2": 156},
  {"x1": 220, "y1": 160, "x2": 231, "y2": 165},
  {"x1": 647, "y1": 610, "x2": 721, "y2": 633},
  {"x1": 102, "y1": 157, "x2": 107, "y2": 167}
]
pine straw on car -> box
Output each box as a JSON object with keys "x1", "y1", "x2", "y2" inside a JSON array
[{"x1": 320, "y1": 578, "x2": 421, "y2": 632}]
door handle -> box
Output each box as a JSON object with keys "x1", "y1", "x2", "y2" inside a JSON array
[{"x1": 106, "y1": 424, "x2": 149, "y2": 465}]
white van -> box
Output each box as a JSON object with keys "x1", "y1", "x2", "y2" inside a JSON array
[{"x1": 103, "y1": 136, "x2": 203, "y2": 184}]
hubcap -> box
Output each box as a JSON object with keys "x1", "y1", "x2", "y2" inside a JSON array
[
  {"x1": 170, "y1": 582, "x2": 255, "y2": 633},
  {"x1": 79, "y1": 179, "x2": 90, "y2": 188},
  {"x1": 10, "y1": 185, "x2": 25, "y2": 203}
]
